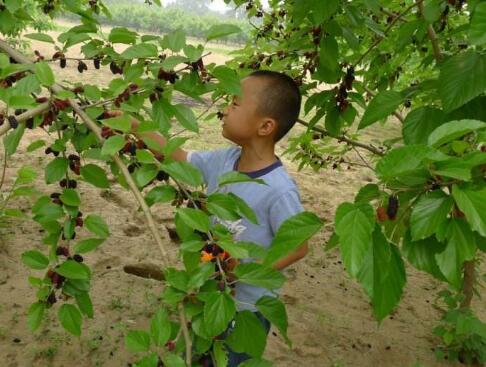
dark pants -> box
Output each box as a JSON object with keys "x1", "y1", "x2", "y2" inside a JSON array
[{"x1": 224, "y1": 312, "x2": 271, "y2": 367}]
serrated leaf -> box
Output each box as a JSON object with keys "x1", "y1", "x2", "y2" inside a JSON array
[
  {"x1": 74, "y1": 238, "x2": 105, "y2": 253},
  {"x1": 28, "y1": 302, "x2": 45, "y2": 331},
  {"x1": 206, "y1": 24, "x2": 242, "y2": 41},
  {"x1": 439, "y1": 51, "x2": 486, "y2": 112},
  {"x1": 234, "y1": 263, "x2": 285, "y2": 290},
  {"x1": 452, "y1": 184, "x2": 486, "y2": 237},
  {"x1": 34, "y1": 62, "x2": 55, "y2": 87},
  {"x1": 45, "y1": 157, "x2": 69, "y2": 184},
  {"x1": 150, "y1": 308, "x2": 171, "y2": 347},
  {"x1": 428, "y1": 119, "x2": 486, "y2": 147},
  {"x1": 101, "y1": 135, "x2": 126, "y2": 156},
  {"x1": 359, "y1": 91, "x2": 403, "y2": 129},
  {"x1": 25, "y1": 33, "x2": 55, "y2": 43},
  {"x1": 21, "y1": 250, "x2": 49, "y2": 270},
  {"x1": 80, "y1": 164, "x2": 110, "y2": 189},
  {"x1": 226, "y1": 311, "x2": 267, "y2": 358},
  {"x1": 203, "y1": 292, "x2": 236, "y2": 336},
  {"x1": 60, "y1": 189, "x2": 80, "y2": 207},
  {"x1": 256, "y1": 296, "x2": 290, "y2": 346},
  {"x1": 56, "y1": 260, "x2": 91, "y2": 280},
  {"x1": 121, "y1": 43, "x2": 158, "y2": 59},
  {"x1": 410, "y1": 191, "x2": 454, "y2": 240},
  {"x1": 85, "y1": 215, "x2": 110, "y2": 238},
  {"x1": 161, "y1": 161, "x2": 203, "y2": 187},
  {"x1": 264, "y1": 212, "x2": 322, "y2": 266},
  {"x1": 59, "y1": 304, "x2": 82, "y2": 336},
  {"x1": 76, "y1": 292, "x2": 94, "y2": 318},
  {"x1": 469, "y1": 2, "x2": 486, "y2": 45},
  {"x1": 125, "y1": 330, "x2": 150, "y2": 353},
  {"x1": 212, "y1": 65, "x2": 241, "y2": 95},
  {"x1": 402, "y1": 107, "x2": 446, "y2": 145},
  {"x1": 176, "y1": 208, "x2": 210, "y2": 233},
  {"x1": 173, "y1": 104, "x2": 199, "y2": 132}
]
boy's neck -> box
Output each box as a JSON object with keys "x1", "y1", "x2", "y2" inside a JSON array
[{"x1": 236, "y1": 142, "x2": 277, "y2": 172}]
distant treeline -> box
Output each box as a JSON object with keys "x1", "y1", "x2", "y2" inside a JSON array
[{"x1": 61, "y1": 3, "x2": 251, "y2": 44}]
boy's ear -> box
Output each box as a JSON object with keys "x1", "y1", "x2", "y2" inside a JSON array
[{"x1": 258, "y1": 117, "x2": 278, "y2": 138}]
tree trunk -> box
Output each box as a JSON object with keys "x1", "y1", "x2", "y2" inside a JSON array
[{"x1": 460, "y1": 260, "x2": 475, "y2": 309}]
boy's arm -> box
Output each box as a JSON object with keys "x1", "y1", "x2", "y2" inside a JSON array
[
  {"x1": 107, "y1": 111, "x2": 188, "y2": 162},
  {"x1": 271, "y1": 241, "x2": 309, "y2": 271}
]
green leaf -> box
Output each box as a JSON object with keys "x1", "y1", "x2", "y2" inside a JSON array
[
  {"x1": 256, "y1": 296, "x2": 290, "y2": 346},
  {"x1": 229, "y1": 193, "x2": 259, "y2": 225},
  {"x1": 212, "y1": 65, "x2": 241, "y2": 95},
  {"x1": 206, "y1": 24, "x2": 242, "y2": 41},
  {"x1": 165, "y1": 268, "x2": 189, "y2": 292},
  {"x1": 452, "y1": 184, "x2": 486, "y2": 237},
  {"x1": 165, "y1": 29, "x2": 186, "y2": 52},
  {"x1": 101, "y1": 135, "x2": 126, "y2": 156},
  {"x1": 85, "y1": 215, "x2": 110, "y2": 238},
  {"x1": 161, "y1": 161, "x2": 203, "y2": 187},
  {"x1": 431, "y1": 152, "x2": 486, "y2": 181},
  {"x1": 28, "y1": 302, "x2": 45, "y2": 331},
  {"x1": 74, "y1": 238, "x2": 105, "y2": 254},
  {"x1": 358, "y1": 91, "x2": 403, "y2": 129},
  {"x1": 121, "y1": 43, "x2": 158, "y2": 59},
  {"x1": 410, "y1": 191, "x2": 454, "y2": 241},
  {"x1": 435, "y1": 219, "x2": 477, "y2": 288},
  {"x1": 217, "y1": 171, "x2": 266, "y2": 187},
  {"x1": 145, "y1": 185, "x2": 177, "y2": 206},
  {"x1": 162, "y1": 353, "x2": 186, "y2": 367},
  {"x1": 402, "y1": 232, "x2": 446, "y2": 281},
  {"x1": 58, "y1": 304, "x2": 82, "y2": 336},
  {"x1": 206, "y1": 193, "x2": 240, "y2": 221},
  {"x1": 125, "y1": 330, "x2": 151, "y2": 353},
  {"x1": 76, "y1": 292, "x2": 94, "y2": 318},
  {"x1": 176, "y1": 208, "x2": 210, "y2": 233},
  {"x1": 402, "y1": 107, "x2": 446, "y2": 145},
  {"x1": 217, "y1": 240, "x2": 250, "y2": 259},
  {"x1": 108, "y1": 27, "x2": 137, "y2": 44},
  {"x1": 34, "y1": 62, "x2": 55, "y2": 87},
  {"x1": 188, "y1": 262, "x2": 215, "y2": 290},
  {"x1": 203, "y1": 292, "x2": 236, "y2": 336},
  {"x1": 101, "y1": 115, "x2": 131, "y2": 133},
  {"x1": 45, "y1": 157, "x2": 69, "y2": 184},
  {"x1": 21, "y1": 250, "x2": 49, "y2": 270},
  {"x1": 136, "y1": 149, "x2": 158, "y2": 164},
  {"x1": 264, "y1": 212, "x2": 322, "y2": 266},
  {"x1": 80, "y1": 164, "x2": 110, "y2": 189},
  {"x1": 25, "y1": 33, "x2": 55, "y2": 43},
  {"x1": 27, "y1": 139, "x2": 46, "y2": 152},
  {"x1": 469, "y1": 2, "x2": 486, "y2": 45},
  {"x1": 234, "y1": 263, "x2": 285, "y2": 290},
  {"x1": 213, "y1": 340, "x2": 228, "y2": 367},
  {"x1": 438, "y1": 51, "x2": 486, "y2": 112},
  {"x1": 134, "y1": 353, "x2": 159, "y2": 367},
  {"x1": 56, "y1": 260, "x2": 91, "y2": 280},
  {"x1": 335, "y1": 203, "x2": 375, "y2": 277},
  {"x1": 4, "y1": 124, "x2": 25, "y2": 156},
  {"x1": 226, "y1": 311, "x2": 267, "y2": 358},
  {"x1": 150, "y1": 308, "x2": 171, "y2": 347},
  {"x1": 319, "y1": 36, "x2": 339, "y2": 71},
  {"x1": 375, "y1": 145, "x2": 432, "y2": 183},
  {"x1": 427, "y1": 119, "x2": 486, "y2": 147},
  {"x1": 60, "y1": 189, "x2": 81, "y2": 207},
  {"x1": 134, "y1": 165, "x2": 158, "y2": 188},
  {"x1": 357, "y1": 226, "x2": 406, "y2": 321},
  {"x1": 173, "y1": 104, "x2": 199, "y2": 133}
]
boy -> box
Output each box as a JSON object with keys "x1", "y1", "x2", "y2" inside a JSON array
[{"x1": 131, "y1": 70, "x2": 308, "y2": 365}]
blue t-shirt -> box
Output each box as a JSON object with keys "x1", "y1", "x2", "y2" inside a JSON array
[{"x1": 187, "y1": 146, "x2": 304, "y2": 311}]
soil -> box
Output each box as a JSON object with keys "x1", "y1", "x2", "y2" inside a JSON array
[{"x1": 1, "y1": 28, "x2": 485, "y2": 367}]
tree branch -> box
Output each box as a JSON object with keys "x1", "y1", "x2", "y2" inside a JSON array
[
  {"x1": 355, "y1": 0, "x2": 423, "y2": 66},
  {"x1": 0, "y1": 102, "x2": 51, "y2": 137},
  {"x1": 296, "y1": 118, "x2": 385, "y2": 156},
  {"x1": 417, "y1": 0, "x2": 443, "y2": 62}
]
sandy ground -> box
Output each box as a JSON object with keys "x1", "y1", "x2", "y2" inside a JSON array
[{"x1": 1, "y1": 27, "x2": 485, "y2": 367}]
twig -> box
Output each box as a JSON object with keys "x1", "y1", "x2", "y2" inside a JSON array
[
  {"x1": 0, "y1": 146, "x2": 7, "y2": 192},
  {"x1": 417, "y1": 0, "x2": 443, "y2": 62},
  {"x1": 177, "y1": 302, "x2": 192, "y2": 365},
  {"x1": 296, "y1": 118, "x2": 385, "y2": 156},
  {"x1": 351, "y1": 146, "x2": 374, "y2": 170},
  {"x1": 355, "y1": 0, "x2": 423, "y2": 66}
]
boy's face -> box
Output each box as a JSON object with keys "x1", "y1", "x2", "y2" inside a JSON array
[{"x1": 221, "y1": 76, "x2": 275, "y2": 145}]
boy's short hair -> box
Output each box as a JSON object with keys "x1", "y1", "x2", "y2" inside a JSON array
[{"x1": 248, "y1": 70, "x2": 301, "y2": 142}]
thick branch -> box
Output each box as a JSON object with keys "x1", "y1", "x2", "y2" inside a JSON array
[
  {"x1": 417, "y1": 0, "x2": 443, "y2": 62},
  {"x1": 0, "y1": 102, "x2": 50, "y2": 137},
  {"x1": 296, "y1": 118, "x2": 384, "y2": 156},
  {"x1": 460, "y1": 260, "x2": 475, "y2": 309}
]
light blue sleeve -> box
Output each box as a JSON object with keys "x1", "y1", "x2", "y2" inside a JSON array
[
  {"x1": 187, "y1": 148, "x2": 232, "y2": 186},
  {"x1": 268, "y1": 189, "x2": 305, "y2": 235}
]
